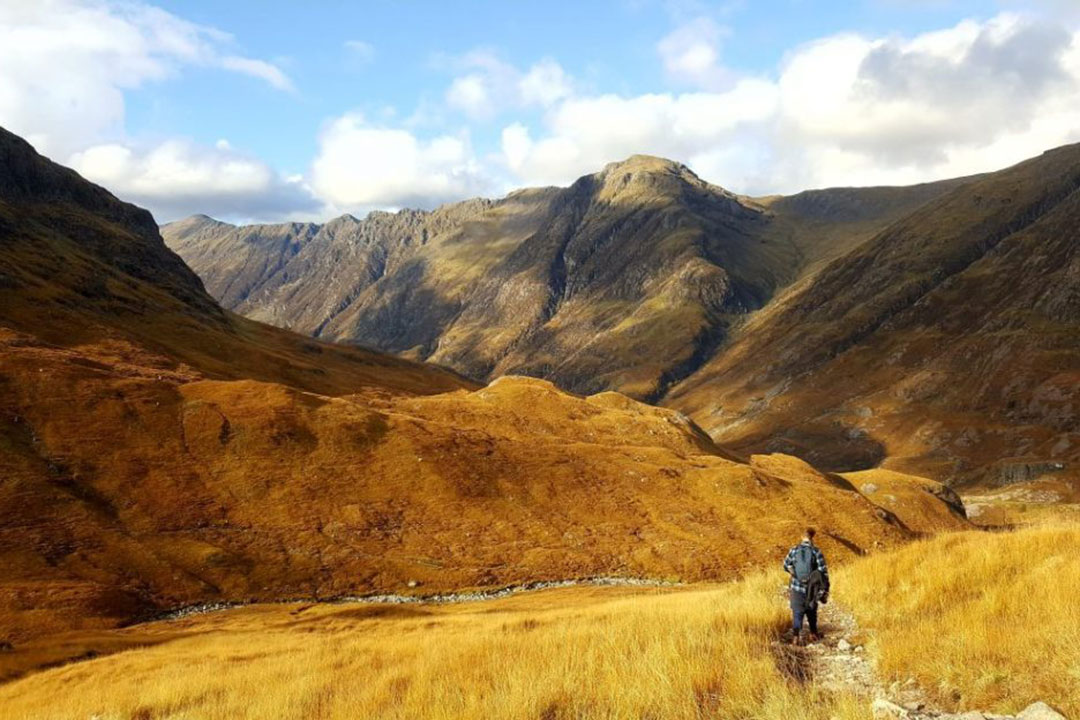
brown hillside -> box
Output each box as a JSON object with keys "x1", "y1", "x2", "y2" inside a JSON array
[
  {"x1": 0, "y1": 126, "x2": 966, "y2": 674},
  {"x1": 0, "y1": 345, "x2": 966, "y2": 675},
  {"x1": 667, "y1": 144, "x2": 1080, "y2": 487}
]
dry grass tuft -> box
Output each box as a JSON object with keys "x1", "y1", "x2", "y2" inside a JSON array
[{"x1": 838, "y1": 523, "x2": 1080, "y2": 717}]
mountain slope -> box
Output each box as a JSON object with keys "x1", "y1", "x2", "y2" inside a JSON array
[
  {"x1": 667, "y1": 144, "x2": 1080, "y2": 486},
  {"x1": 163, "y1": 146, "x2": 1079, "y2": 488},
  {"x1": 166, "y1": 158, "x2": 963, "y2": 399},
  {"x1": 0, "y1": 127, "x2": 468, "y2": 398},
  {"x1": 0, "y1": 127, "x2": 966, "y2": 667}
]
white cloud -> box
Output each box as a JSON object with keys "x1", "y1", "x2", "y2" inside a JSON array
[
  {"x1": 500, "y1": 123, "x2": 533, "y2": 173},
  {"x1": 446, "y1": 74, "x2": 495, "y2": 118},
  {"x1": 220, "y1": 55, "x2": 295, "y2": 92},
  {"x1": 500, "y1": 80, "x2": 780, "y2": 188},
  {"x1": 519, "y1": 58, "x2": 572, "y2": 106},
  {"x1": 444, "y1": 51, "x2": 572, "y2": 119},
  {"x1": 0, "y1": 0, "x2": 301, "y2": 221},
  {"x1": 496, "y1": 12, "x2": 1080, "y2": 195},
  {"x1": 70, "y1": 138, "x2": 319, "y2": 222},
  {"x1": 0, "y1": 0, "x2": 293, "y2": 158},
  {"x1": 767, "y1": 13, "x2": 1080, "y2": 189},
  {"x1": 657, "y1": 17, "x2": 731, "y2": 89},
  {"x1": 310, "y1": 113, "x2": 493, "y2": 211}
]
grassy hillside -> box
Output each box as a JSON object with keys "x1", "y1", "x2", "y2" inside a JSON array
[
  {"x1": 669, "y1": 144, "x2": 1080, "y2": 487},
  {"x1": 3, "y1": 524, "x2": 1074, "y2": 720},
  {"x1": 1, "y1": 347, "x2": 965, "y2": 662}
]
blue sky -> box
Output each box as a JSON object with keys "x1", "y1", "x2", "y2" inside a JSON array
[
  {"x1": 137, "y1": 0, "x2": 1000, "y2": 172},
  {"x1": 2, "y1": 0, "x2": 1079, "y2": 222}
]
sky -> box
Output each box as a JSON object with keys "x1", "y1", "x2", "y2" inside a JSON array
[{"x1": 2, "y1": 0, "x2": 1080, "y2": 224}]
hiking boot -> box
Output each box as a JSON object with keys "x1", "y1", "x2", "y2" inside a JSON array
[{"x1": 809, "y1": 633, "x2": 822, "y2": 643}]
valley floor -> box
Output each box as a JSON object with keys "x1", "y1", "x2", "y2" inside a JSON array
[{"x1": 0, "y1": 523, "x2": 1076, "y2": 720}]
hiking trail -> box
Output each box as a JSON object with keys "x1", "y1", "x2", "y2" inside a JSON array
[{"x1": 771, "y1": 594, "x2": 1068, "y2": 720}]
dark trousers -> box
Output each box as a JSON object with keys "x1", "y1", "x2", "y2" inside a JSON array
[{"x1": 790, "y1": 591, "x2": 818, "y2": 635}]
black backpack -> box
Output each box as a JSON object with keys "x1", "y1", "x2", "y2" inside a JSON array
[{"x1": 792, "y1": 544, "x2": 815, "y2": 582}]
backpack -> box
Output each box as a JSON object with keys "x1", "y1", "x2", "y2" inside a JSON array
[{"x1": 792, "y1": 544, "x2": 816, "y2": 582}]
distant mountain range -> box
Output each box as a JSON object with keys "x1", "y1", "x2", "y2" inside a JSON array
[
  {"x1": 164, "y1": 150, "x2": 1079, "y2": 487},
  {"x1": 164, "y1": 156, "x2": 963, "y2": 403}
]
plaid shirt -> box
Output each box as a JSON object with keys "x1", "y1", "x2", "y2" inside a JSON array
[{"x1": 783, "y1": 540, "x2": 829, "y2": 595}]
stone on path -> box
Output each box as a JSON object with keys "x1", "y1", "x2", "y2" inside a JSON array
[
  {"x1": 838, "y1": 638, "x2": 852, "y2": 651},
  {"x1": 1018, "y1": 701, "x2": 1067, "y2": 720},
  {"x1": 872, "y1": 698, "x2": 909, "y2": 718}
]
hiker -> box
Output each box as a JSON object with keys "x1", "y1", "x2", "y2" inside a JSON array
[{"x1": 783, "y1": 527, "x2": 829, "y2": 645}]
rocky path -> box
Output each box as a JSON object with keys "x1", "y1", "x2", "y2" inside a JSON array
[{"x1": 773, "y1": 597, "x2": 1068, "y2": 720}]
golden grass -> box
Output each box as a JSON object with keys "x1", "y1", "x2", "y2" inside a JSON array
[
  {"x1": 0, "y1": 579, "x2": 867, "y2": 720},
  {"x1": 4, "y1": 524, "x2": 1077, "y2": 720},
  {"x1": 838, "y1": 523, "x2": 1080, "y2": 717}
]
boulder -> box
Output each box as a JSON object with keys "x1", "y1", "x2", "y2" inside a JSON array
[{"x1": 1018, "y1": 702, "x2": 1067, "y2": 720}]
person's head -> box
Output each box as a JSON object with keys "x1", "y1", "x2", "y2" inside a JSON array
[{"x1": 805, "y1": 527, "x2": 816, "y2": 542}]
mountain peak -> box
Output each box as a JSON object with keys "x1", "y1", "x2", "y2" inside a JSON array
[
  {"x1": 597, "y1": 155, "x2": 705, "y2": 188},
  {"x1": 591, "y1": 153, "x2": 731, "y2": 204},
  {"x1": 601, "y1": 154, "x2": 690, "y2": 175},
  {"x1": 164, "y1": 213, "x2": 235, "y2": 230}
]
